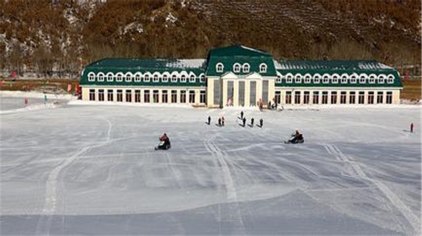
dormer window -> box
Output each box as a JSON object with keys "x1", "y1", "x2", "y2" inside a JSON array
[
  {"x1": 286, "y1": 73, "x2": 293, "y2": 83},
  {"x1": 313, "y1": 74, "x2": 321, "y2": 83},
  {"x1": 304, "y1": 74, "x2": 311, "y2": 83},
  {"x1": 181, "y1": 74, "x2": 187, "y2": 83},
  {"x1": 162, "y1": 74, "x2": 169, "y2": 82},
  {"x1": 189, "y1": 74, "x2": 196, "y2": 83},
  {"x1": 134, "y1": 73, "x2": 142, "y2": 82},
  {"x1": 144, "y1": 74, "x2": 150, "y2": 82},
  {"x1": 370, "y1": 74, "x2": 378, "y2": 84},
  {"x1": 242, "y1": 63, "x2": 250, "y2": 73},
  {"x1": 98, "y1": 73, "x2": 105, "y2": 82},
  {"x1": 116, "y1": 73, "x2": 123, "y2": 82},
  {"x1": 125, "y1": 73, "x2": 132, "y2": 82},
  {"x1": 387, "y1": 74, "x2": 394, "y2": 84},
  {"x1": 153, "y1": 74, "x2": 159, "y2": 82},
  {"x1": 332, "y1": 74, "x2": 339, "y2": 84},
  {"x1": 322, "y1": 74, "x2": 330, "y2": 84},
  {"x1": 276, "y1": 75, "x2": 282, "y2": 83},
  {"x1": 233, "y1": 63, "x2": 241, "y2": 73},
  {"x1": 341, "y1": 74, "x2": 348, "y2": 84},
  {"x1": 200, "y1": 74, "x2": 206, "y2": 83},
  {"x1": 107, "y1": 73, "x2": 114, "y2": 82},
  {"x1": 259, "y1": 63, "x2": 267, "y2": 73},
  {"x1": 216, "y1": 63, "x2": 224, "y2": 73},
  {"x1": 350, "y1": 74, "x2": 357, "y2": 84},
  {"x1": 171, "y1": 74, "x2": 177, "y2": 82},
  {"x1": 360, "y1": 74, "x2": 369, "y2": 84},
  {"x1": 294, "y1": 74, "x2": 302, "y2": 83},
  {"x1": 88, "y1": 72, "x2": 95, "y2": 82}
]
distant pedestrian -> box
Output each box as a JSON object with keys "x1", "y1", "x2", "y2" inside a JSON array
[
  {"x1": 259, "y1": 118, "x2": 263, "y2": 128},
  {"x1": 218, "y1": 118, "x2": 221, "y2": 126},
  {"x1": 242, "y1": 117, "x2": 246, "y2": 127},
  {"x1": 208, "y1": 116, "x2": 211, "y2": 125},
  {"x1": 24, "y1": 97, "x2": 28, "y2": 106},
  {"x1": 410, "y1": 123, "x2": 414, "y2": 133},
  {"x1": 240, "y1": 111, "x2": 244, "y2": 119},
  {"x1": 222, "y1": 116, "x2": 225, "y2": 126},
  {"x1": 251, "y1": 118, "x2": 254, "y2": 126},
  {"x1": 44, "y1": 94, "x2": 47, "y2": 104}
]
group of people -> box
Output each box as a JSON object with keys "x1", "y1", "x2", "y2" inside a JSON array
[
  {"x1": 239, "y1": 111, "x2": 263, "y2": 128},
  {"x1": 207, "y1": 116, "x2": 225, "y2": 126}
]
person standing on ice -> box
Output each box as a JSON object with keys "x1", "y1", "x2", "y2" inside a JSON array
[
  {"x1": 207, "y1": 116, "x2": 211, "y2": 125},
  {"x1": 242, "y1": 117, "x2": 246, "y2": 127},
  {"x1": 218, "y1": 118, "x2": 221, "y2": 126},
  {"x1": 251, "y1": 118, "x2": 254, "y2": 127},
  {"x1": 240, "y1": 111, "x2": 244, "y2": 119},
  {"x1": 410, "y1": 123, "x2": 414, "y2": 133},
  {"x1": 259, "y1": 118, "x2": 263, "y2": 128},
  {"x1": 222, "y1": 116, "x2": 225, "y2": 126},
  {"x1": 44, "y1": 94, "x2": 47, "y2": 104}
]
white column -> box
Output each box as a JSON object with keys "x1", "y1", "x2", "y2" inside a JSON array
[{"x1": 233, "y1": 80, "x2": 239, "y2": 107}]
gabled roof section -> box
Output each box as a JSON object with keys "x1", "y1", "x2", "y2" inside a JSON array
[{"x1": 206, "y1": 45, "x2": 277, "y2": 77}]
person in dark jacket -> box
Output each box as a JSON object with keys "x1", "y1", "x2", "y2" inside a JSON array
[
  {"x1": 242, "y1": 117, "x2": 246, "y2": 127},
  {"x1": 240, "y1": 111, "x2": 244, "y2": 119},
  {"x1": 259, "y1": 118, "x2": 263, "y2": 128},
  {"x1": 156, "y1": 133, "x2": 171, "y2": 150},
  {"x1": 251, "y1": 118, "x2": 254, "y2": 126},
  {"x1": 208, "y1": 116, "x2": 211, "y2": 125}
]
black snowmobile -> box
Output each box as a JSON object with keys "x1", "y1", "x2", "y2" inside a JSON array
[
  {"x1": 155, "y1": 139, "x2": 171, "y2": 150},
  {"x1": 284, "y1": 133, "x2": 304, "y2": 144}
]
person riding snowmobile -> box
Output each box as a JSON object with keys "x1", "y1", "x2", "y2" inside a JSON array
[
  {"x1": 286, "y1": 130, "x2": 304, "y2": 144},
  {"x1": 156, "y1": 133, "x2": 171, "y2": 150}
]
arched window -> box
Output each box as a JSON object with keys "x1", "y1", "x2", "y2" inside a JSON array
[
  {"x1": 350, "y1": 73, "x2": 358, "y2": 83},
  {"x1": 88, "y1": 72, "x2": 95, "y2": 82},
  {"x1": 171, "y1": 73, "x2": 178, "y2": 82},
  {"x1": 153, "y1": 73, "x2": 160, "y2": 82},
  {"x1": 341, "y1": 74, "x2": 348, "y2": 84},
  {"x1": 387, "y1": 74, "x2": 394, "y2": 84},
  {"x1": 286, "y1": 73, "x2": 293, "y2": 83},
  {"x1": 370, "y1": 74, "x2": 379, "y2": 84},
  {"x1": 294, "y1": 74, "x2": 302, "y2": 83},
  {"x1": 360, "y1": 74, "x2": 369, "y2": 84},
  {"x1": 216, "y1": 63, "x2": 224, "y2": 73},
  {"x1": 180, "y1": 74, "x2": 187, "y2": 83},
  {"x1": 189, "y1": 74, "x2": 196, "y2": 83},
  {"x1": 313, "y1": 74, "x2": 321, "y2": 83},
  {"x1": 134, "y1": 73, "x2": 142, "y2": 82},
  {"x1": 259, "y1": 63, "x2": 267, "y2": 73},
  {"x1": 97, "y1": 72, "x2": 105, "y2": 82},
  {"x1": 276, "y1": 75, "x2": 282, "y2": 83},
  {"x1": 106, "y1": 72, "x2": 114, "y2": 82},
  {"x1": 162, "y1": 73, "x2": 169, "y2": 83},
  {"x1": 125, "y1": 72, "x2": 132, "y2": 82},
  {"x1": 332, "y1": 74, "x2": 339, "y2": 84},
  {"x1": 144, "y1": 73, "x2": 150, "y2": 82},
  {"x1": 304, "y1": 74, "x2": 312, "y2": 83},
  {"x1": 233, "y1": 63, "x2": 241, "y2": 73},
  {"x1": 199, "y1": 73, "x2": 206, "y2": 83},
  {"x1": 242, "y1": 63, "x2": 250, "y2": 73},
  {"x1": 116, "y1": 73, "x2": 123, "y2": 82},
  {"x1": 322, "y1": 74, "x2": 330, "y2": 84}
]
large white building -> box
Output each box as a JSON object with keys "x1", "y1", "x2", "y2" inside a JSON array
[{"x1": 80, "y1": 45, "x2": 402, "y2": 107}]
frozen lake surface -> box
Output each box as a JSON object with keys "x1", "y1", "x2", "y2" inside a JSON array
[{"x1": 1, "y1": 95, "x2": 421, "y2": 235}]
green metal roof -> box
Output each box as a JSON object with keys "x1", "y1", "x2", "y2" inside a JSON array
[
  {"x1": 276, "y1": 60, "x2": 402, "y2": 88},
  {"x1": 205, "y1": 45, "x2": 277, "y2": 77},
  {"x1": 81, "y1": 58, "x2": 206, "y2": 87}
]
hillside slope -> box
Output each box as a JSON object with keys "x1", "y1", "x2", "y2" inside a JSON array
[{"x1": 0, "y1": 0, "x2": 420, "y2": 77}]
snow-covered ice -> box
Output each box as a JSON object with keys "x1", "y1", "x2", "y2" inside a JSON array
[{"x1": 0, "y1": 93, "x2": 421, "y2": 235}]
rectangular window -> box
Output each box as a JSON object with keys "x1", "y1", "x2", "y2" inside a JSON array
[
  {"x1": 349, "y1": 91, "x2": 356, "y2": 104},
  {"x1": 275, "y1": 91, "x2": 281, "y2": 104},
  {"x1": 181, "y1": 90, "x2": 186, "y2": 103},
  {"x1": 89, "y1": 89, "x2": 95, "y2": 101},
  {"x1": 107, "y1": 89, "x2": 113, "y2": 102},
  {"x1": 213, "y1": 80, "x2": 221, "y2": 106},
  {"x1": 117, "y1": 90, "x2": 123, "y2": 102},
  {"x1": 126, "y1": 90, "x2": 132, "y2": 102},
  {"x1": 238, "y1": 81, "x2": 245, "y2": 106},
  {"x1": 322, "y1": 91, "x2": 328, "y2": 104},
  {"x1": 303, "y1": 91, "x2": 310, "y2": 104},
  {"x1": 153, "y1": 90, "x2": 159, "y2": 103},
  {"x1": 189, "y1": 90, "x2": 195, "y2": 103},
  {"x1": 262, "y1": 80, "x2": 269, "y2": 104},
  {"x1": 294, "y1": 91, "x2": 301, "y2": 104},
  {"x1": 98, "y1": 89, "x2": 104, "y2": 101},
  {"x1": 162, "y1": 90, "x2": 168, "y2": 103},
  {"x1": 358, "y1": 91, "x2": 365, "y2": 104},
  {"x1": 200, "y1": 90, "x2": 206, "y2": 103},
  {"x1": 313, "y1": 91, "x2": 319, "y2": 104},
  {"x1": 368, "y1": 91, "x2": 374, "y2": 104},
  {"x1": 285, "y1": 91, "x2": 292, "y2": 104},
  {"x1": 340, "y1": 91, "x2": 346, "y2": 104},
  {"x1": 377, "y1": 91, "x2": 383, "y2": 104},
  {"x1": 331, "y1": 91, "x2": 337, "y2": 104},
  {"x1": 250, "y1": 81, "x2": 256, "y2": 106},
  {"x1": 144, "y1": 90, "x2": 150, "y2": 103},
  {"x1": 171, "y1": 90, "x2": 177, "y2": 103},
  {"x1": 386, "y1": 91, "x2": 392, "y2": 104},
  {"x1": 135, "y1": 90, "x2": 141, "y2": 103}
]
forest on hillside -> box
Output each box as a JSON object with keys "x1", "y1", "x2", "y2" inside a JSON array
[{"x1": 0, "y1": 0, "x2": 420, "y2": 79}]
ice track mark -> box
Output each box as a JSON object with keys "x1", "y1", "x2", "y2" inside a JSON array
[{"x1": 324, "y1": 144, "x2": 421, "y2": 235}]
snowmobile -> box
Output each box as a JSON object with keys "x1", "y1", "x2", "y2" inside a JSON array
[
  {"x1": 284, "y1": 134, "x2": 304, "y2": 144},
  {"x1": 154, "y1": 140, "x2": 171, "y2": 150}
]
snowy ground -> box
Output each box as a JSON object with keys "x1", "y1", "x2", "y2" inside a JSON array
[{"x1": 1, "y1": 93, "x2": 421, "y2": 235}]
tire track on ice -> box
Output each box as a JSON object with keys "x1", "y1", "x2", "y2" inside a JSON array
[
  {"x1": 324, "y1": 143, "x2": 420, "y2": 235},
  {"x1": 35, "y1": 117, "x2": 113, "y2": 235},
  {"x1": 204, "y1": 134, "x2": 245, "y2": 234}
]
